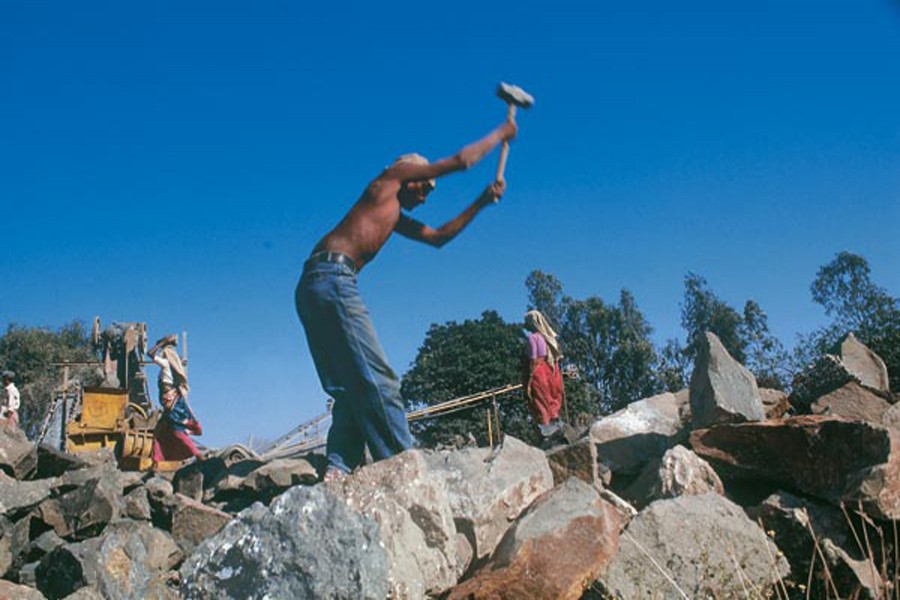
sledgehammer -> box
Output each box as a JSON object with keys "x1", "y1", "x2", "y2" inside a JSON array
[{"x1": 495, "y1": 82, "x2": 534, "y2": 182}]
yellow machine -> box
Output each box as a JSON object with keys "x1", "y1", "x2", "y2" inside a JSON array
[{"x1": 48, "y1": 319, "x2": 193, "y2": 472}]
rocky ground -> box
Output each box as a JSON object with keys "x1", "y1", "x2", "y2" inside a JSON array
[{"x1": 0, "y1": 331, "x2": 897, "y2": 599}]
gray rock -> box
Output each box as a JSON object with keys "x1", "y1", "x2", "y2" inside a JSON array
[
  {"x1": 545, "y1": 437, "x2": 597, "y2": 487},
  {"x1": 170, "y1": 495, "x2": 232, "y2": 553},
  {"x1": 239, "y1": 457, "x2": 318, "y2": 494},
  {"x1": 333, "y1": 450, "x2": 460, "y2": 598},
  {"x1": 749, "y1": 491, "x2": 884, "y2": 599},
  {"x1": 622, "y1": 445, "x2": 724, "y2": 510},
  {"x1": 690, "y1": 332, "x2": 764, "y2": 429},
  {"x1": 599, "y1": 494, "x2": 789, "y2": 599},
  {"x1": 811, "y1": 381, "x2": 892, "y2": 424},
  {"x1": 589, "y1": 390, "x2": 691, "y2": 475},
  {"x1": 449, "y1": 478, "x2": 620, "y2": 600},
  {"x1": 0, "y1": 427, "x2": 37, "y2": 480},
  {"x1": 0, "y1": 579, "x2": 46, "y2": 599},
  {"x1": 35, "y1": 444, "x2": 88, "y2": 479},
  {"x1": 884, "y1": 402, "x2": 900, "y2": 432},
  {"x1": 836, "y1": 333, "x2": 890, "y2": 393},
  {"x1": 0, "y1": 471, "x2": 57, "y2": 518},
  {"x1": 124, "y1": 486, "x2": 152, "y2": 521},
  {"x1": 426, "y1": 435, "x2": 554, "y2": 561},
  {"x1": 180, "y1": 485, "x2": 390, "y2": 600},
  {"x1": 36, "y1": 463, "x2": 123, "y2": 540},
  {"x1": 36, "y1": 520, "x2": 182, "y2": 600}
]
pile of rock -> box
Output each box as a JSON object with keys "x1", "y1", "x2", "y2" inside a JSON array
[{"x1": 0, "y1": 330, "x2": 895, "y2": 599}]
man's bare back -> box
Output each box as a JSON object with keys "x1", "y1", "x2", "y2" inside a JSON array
[{"x1": 312, "y1": 120, "x2": 517, "y2": 271}]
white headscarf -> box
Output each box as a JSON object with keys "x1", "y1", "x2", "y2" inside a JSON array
[{"x1": 525, "y1": 310, "x2": 561, "y2": 368}]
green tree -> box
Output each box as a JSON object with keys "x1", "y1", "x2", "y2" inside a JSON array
[
  {"x1": 740, "y1": 300, "x2": 789, "y2": 389},
  {"x1": 559, "y1": 290, "x2": 662, "y2": 414},
  {"x1": 798, "y1": 252, "x2": 900, "y2": 389},
  {"x1": 0, "y1": 321, "x2": 99, "y2": 438},
  {"x1": 401, "y1": 311, "x2": 536, "y2": 447},
  {"x1": 681, "y1": 273, "x2": 746, "y2": 364},
  {"x1": 525, "y1": 270, "x2": 564, "y2": 331}
]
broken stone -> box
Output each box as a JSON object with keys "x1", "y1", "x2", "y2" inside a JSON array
[
  {"x1": 690, "y1": 332, "x2": 764, "y2": 429},
  {"x1": 545, "y1": 437, "x2": 596, "y2": 487},
  {"x1": 239, "y1": 457, "x2": 319, "y2": 494},
  {"x1": 760, "y1": 387, "x2": 791, "y2": 419},
  {"x1": 124, "y1": 486, "x2": 152, "y2": 521},
  {"x1": 622, "y1": 445, "x2": 724, "y2": 510},
  {"x1": 0, "y1": 472, "x2": 56, "y2": 519},
  {"x1": 0, "y1": 579, "x2": 46, "y2": 599},
  {"x1": 448, "y1": 478, "x2": 620, "y2": 600},
  {"x1": 835, "y1": 333, "x2": 890, "y2": 393},
  {"x1": 35, "y1": 520, "x2": 181, "y2": 600},
  {"x1": 426, "y1": 435, "x2": 554, "y2": 562},
  {"x1": 0, "y1": 427, "x2": 37, "y2": 480},
  {"x1": 690, "y1": 415, "x2": 900, "y2": 519},
  {"x1": 749, "y1": 491, "x2": 885, "y2": 599},
  {"x1": 169, "y1": 495, "x2": 231, "y2": 554},
  {"x1": 598, "y1": 493, "x2": 789, "y2": 598},
  {"x1": 810, "y1": 381, "x2": 892, "y2": 424},
  {"x1": 589, "y1": 389, "x2": 691, "y2": 476},
  {"x1": 180, "y1": 485, "x2": 391, "y2": 600}
]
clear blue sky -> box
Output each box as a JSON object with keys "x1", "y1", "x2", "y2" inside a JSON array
[{"x1": 2, "y1": 1, "x2": 898, "y2": 448}]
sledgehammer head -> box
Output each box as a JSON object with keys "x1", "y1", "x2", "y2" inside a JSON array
[{"x1": 496, "y1": 82, "x2": 534, "y2": 109}]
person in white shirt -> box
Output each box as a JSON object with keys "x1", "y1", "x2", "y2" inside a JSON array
[{"x1": 2, "y1": 371, "x2": 20, "y2": 429}]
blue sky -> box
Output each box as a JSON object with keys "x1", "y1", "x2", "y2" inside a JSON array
[{"x1": 2, "y1": 1, "x2": 898, "y2": 448}]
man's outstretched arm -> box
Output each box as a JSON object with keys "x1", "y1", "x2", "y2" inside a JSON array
[
  {"x1": 395, "y1": 181, "x2": 505, "y2": 247},
  {"x1": 387, "y1": 122, "x2": 517, "y2": 184}
]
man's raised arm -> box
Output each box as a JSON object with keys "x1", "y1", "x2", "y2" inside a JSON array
[
  {"x1": 387, "y1": 121, "x2": 517, "y2": 184},
  {"x1": 395, "y1": 181, "x2": 505, "y2": 247}
]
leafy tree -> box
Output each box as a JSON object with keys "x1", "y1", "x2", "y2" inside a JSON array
[
  {"x1": 525, "y1": 270, "x2": 564, "y2": 331},
  {"x1": 561, "y1": 290, "x2": 662, "y2": 413},
  {"x1": 658, "y1": 338, "x2": 690, "y2": 392},
  {"x1": 0, "y1": 321, "x2": 100, "y2": 439},
  {"x1": 401, "y1": 311, "x2": 537, "y2": 447},
  {"x1": 740, "y1": 300, "x2": 789, "y2": 389},
  {"x1": 798, "y1": 252, "x2": 900, "y2": 389},
  {"x1": 681, "y1": 273, "x2": 746, "y2": 364}
]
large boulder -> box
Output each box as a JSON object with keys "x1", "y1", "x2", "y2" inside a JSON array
[
  {"x1": 622, "y1": 445, "x2": 724, "y2": 510},
  {"x1": 690, "y1": 416, "x2": 900, "y2": 519},
  {"x1": 589, "y1": 390, "x2": 690, "y2": 476},
  {"x1": 239, "y1": 457, "x2": 319, "y2": 495},
  {"x1": 180, "y1": 484, "x2": 391, "y2": 600},
  {"x1": 690, "y1": 332, "x2": 764, "y2": 429},
  {"x1": 35, "y1": 520, "x2": 182, "y2": 600},
  {"x1": 0, "y1": 427, "x2": 37, "y2": 480},
  {"x1": 327, "y1": 450, "x2": 461, "y2": 598},
  {"x1": 749, "y1": 491, "x2": 885, "y2": 599},
  {"x1": 598, "y1": 494, "x2": 789, "y2": 598},
  {"x1": 448, "y1": 478, "x2": 620, "y2": 600},
  {"x1": 426, "y1": 436, "x2": 554, "y2": 562}
]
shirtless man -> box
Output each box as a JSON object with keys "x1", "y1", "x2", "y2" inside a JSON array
[{"x1": 296, "y1": 119, "x2": 517, "y2": 479}]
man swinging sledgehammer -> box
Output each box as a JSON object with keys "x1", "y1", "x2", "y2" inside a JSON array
[{"x1": 296, "y1": 92, "x2": 529, "y2": 481}]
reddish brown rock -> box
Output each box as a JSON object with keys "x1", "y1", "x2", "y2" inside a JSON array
[
  {"x1": 447, "y1": 478, "x2": 620, "y2": 600},
  {"x1": 690, "y1": 416, "x2": 900, "y2": 519}
]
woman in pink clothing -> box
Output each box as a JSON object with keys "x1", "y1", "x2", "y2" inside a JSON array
[{"x1": 521, "y1": 310, "x2": 564, "y2": 438}]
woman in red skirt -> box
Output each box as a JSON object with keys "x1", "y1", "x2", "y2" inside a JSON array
[
  {"x1": 148, "y1": 335, "x2": 203, "y2": 469},
  {"x1": 521, "y1": 310, "x2": 564, "y2": 439}
]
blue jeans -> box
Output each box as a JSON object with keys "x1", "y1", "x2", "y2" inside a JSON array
[{"x1": 296, "y1": 259, "x2": 414, "y2": 473}]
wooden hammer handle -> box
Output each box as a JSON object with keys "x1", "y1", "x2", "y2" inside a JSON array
[{"x1": 495, "y1": 104, "x2": 517, "y2": 182}]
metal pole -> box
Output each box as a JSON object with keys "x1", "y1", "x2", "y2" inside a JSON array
[
  {"x1": 492, "y1": 392, "x2": 502, "y2": 443},
  {"x1": 486, "y1": 408, "x2": 493, "y2": 448}
]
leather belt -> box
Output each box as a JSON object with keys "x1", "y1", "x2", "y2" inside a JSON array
[{"x1": 304, "y1": 251, "x2": 358, "y2": 274}]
